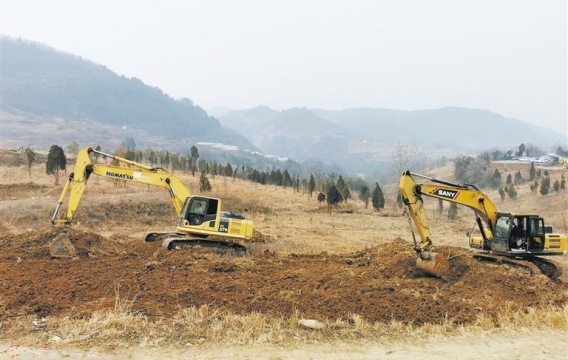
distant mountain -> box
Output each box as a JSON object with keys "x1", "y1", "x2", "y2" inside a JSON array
[
  {"x1": 206, "y1": 106, "x2": 234, "y2": 118},
  {"x1": 0, "y1": 37, "x2": 256, "y2": 152},
  {"x1": 3, "y1": 36, "x2": 566, "y2": 177},
  {"x1": 218, "y1": 106, "x2": 567, "y2": 174},
  {"x1": 312, "y1": 107, "x2": 566, "y2": 149}
]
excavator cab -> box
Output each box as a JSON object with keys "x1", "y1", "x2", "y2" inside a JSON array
[
  {"x1": 176, "y1": 196, "x2": 253, "y2": 241},
  {"x1": 184, "y1": 197, "x2": 214, "y2": 226},
  {"x1": 491, "y1": 214, "x2": 547, "y2": 255}
]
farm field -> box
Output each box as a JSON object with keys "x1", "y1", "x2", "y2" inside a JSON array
[{"x1": 0, "y1": 151, "x2": 567, "y2": 359}]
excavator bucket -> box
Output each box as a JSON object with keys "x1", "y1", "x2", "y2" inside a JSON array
[
  {"x1": 416, "y1": 252, "x2": 450, "y2": 277},
  {"x1": 49, "y1": 232, "x2": 77, "y2": 258}
]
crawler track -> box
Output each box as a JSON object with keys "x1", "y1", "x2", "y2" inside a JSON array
[
  {"x1": 146, "y1": 232, "x2": 247, "y2": 255},
  {"x1": 528, "y1": 257, "x2": 564, "y2": 282},
  {"x1": 472, "y1": 253, "x2": 564, "y2": 282}
]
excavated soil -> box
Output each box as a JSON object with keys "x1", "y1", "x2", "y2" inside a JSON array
[{"x1": 1, "y1": 226, "x2": 567, "y2": 325}]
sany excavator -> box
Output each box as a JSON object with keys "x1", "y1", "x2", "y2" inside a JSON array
[
  {"x1": 399, "y1": 170, "x2": 567, "y2": 277},
  {"x1": 50, "y1": 147, "x2": 253, "y2": 258}
]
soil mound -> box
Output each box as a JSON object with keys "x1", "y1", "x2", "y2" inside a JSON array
[{"x1": 0, "y1": 230, "x2": 566, "y2": 325}]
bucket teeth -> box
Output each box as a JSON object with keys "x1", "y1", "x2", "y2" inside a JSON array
[
  {"x1": 50, "y1": 233, "x2": 77, "y2": 258},
  {"x1": 416, "y1": 252, "x2": 449, "y2": 277}
]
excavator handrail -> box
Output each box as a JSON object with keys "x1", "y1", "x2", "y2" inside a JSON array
[{"x1": 406, "y1": 171, "x2": 479, "y2": 191}]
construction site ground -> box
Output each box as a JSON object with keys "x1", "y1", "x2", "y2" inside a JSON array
[
  {"x1": 1, "y1": 226, "x2": 567, "y2": 325},
  {"x1": 1, "y1": 166, "x2": 568, "y2": 359}
]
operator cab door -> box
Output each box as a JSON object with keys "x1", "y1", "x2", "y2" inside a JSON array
[
  {"x1": 509, "y1": 216, "x2": 545, "y2": 252},
  {"x1": 491, "y1": 214, "x2": 513, "y2": 253},
  {"x1": 180, "y1": 197, "x2": 219, "y2": 227},
  {"x1": 527, "y1": 217, "x2": 545, "y2": 251}
]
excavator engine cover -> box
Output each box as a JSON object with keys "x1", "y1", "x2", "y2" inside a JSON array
[
  {"x1": 50, "y1": 232, "x2": 77, "y2": 258},
  {"x1": 416, "y1": 252, "x2": 450, "y2": 277}
]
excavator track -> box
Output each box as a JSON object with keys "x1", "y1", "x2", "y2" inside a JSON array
[
  {"x1": 472, "y1": 253, "x2": 564, "y2": 282},
  {"x1": 162, "y1": 237, "x2": 247, "y2": 256},
  {"x1": 146, "y1": 232, "x2": 246, "y2": 255},
  {"x1": 527, "y1": 257, "x2": 564, "y2": 282}
]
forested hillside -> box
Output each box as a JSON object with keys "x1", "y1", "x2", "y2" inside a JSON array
[{"x1": 0, "y1": 37, "x2": 254, "y2": 149}]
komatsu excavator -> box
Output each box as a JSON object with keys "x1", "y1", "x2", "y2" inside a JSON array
[
  {"x1": 50, "y1": 147, "x2": 253, "y2": 258},
  {"x1": 399, "y1": 170, "x2": 567, "y2": 277}
]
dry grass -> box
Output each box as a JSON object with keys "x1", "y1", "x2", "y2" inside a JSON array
[
  {"x1": 2, "y1": 296, "x2": 566, "y2": 351},
  {"x1": 1, "y1": 161, "x2": 567, "y2": 351}
]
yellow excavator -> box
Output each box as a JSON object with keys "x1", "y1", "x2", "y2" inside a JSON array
[
  {"x1": 50, "y1": 147, "x2": 253, "y2": 258},
  {"x1": 399, "y1": 170, "x2": 567, "y2": 277}
]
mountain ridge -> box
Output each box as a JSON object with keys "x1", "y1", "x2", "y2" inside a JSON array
[{"x1": 1, "y1": 36, "x2": 566, "y2": 176}]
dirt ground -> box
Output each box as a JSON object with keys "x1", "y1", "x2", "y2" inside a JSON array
[
  {"x1": 1, "y1": 329, "x2": 567, "y2": 360},
  {"x1": 1, "y1": 224, "x2": 566, "y2": 325},
  {"x1": 1, "y1": 170, "x2": 568, "y2": 358}
]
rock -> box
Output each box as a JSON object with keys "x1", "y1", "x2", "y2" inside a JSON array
[{"x1": 298, "y1": 319, "x2": 325, "y2": 330}]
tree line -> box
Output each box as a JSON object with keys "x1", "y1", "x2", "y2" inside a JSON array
[{"x1": 25, "y1": 143, "x2": 389, "y2": 214}]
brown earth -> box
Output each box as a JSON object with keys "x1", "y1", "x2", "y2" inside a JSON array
[{"x1": 1, "y1": 224, "x2": 566, "y2": 326}]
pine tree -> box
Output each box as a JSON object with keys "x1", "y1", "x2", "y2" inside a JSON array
[
  {"x1": 506, "y1": 173, "x2": 512, "y2": 185},
  {"x1": 498, "y1": 188, "x2": 506, "y2": 202},
  {"x1": 190, "y1": 145, "x2": 199, "y2": 159},
  {"x1": 358, "y1": 185, "x2": 371, "y2": 209},
  {"x1": 539, "y1": 176, "x2": 550, "y2": 196},
  {"x1": 448, "y1": 203, "x2": 458, "y2": 220},
  {"x1": 199, "y1": 171, "x2": 212, "y2": 192},
  {"x1": 371, "y1": 182, "x2": 385, "y2": 211},
  {"x1": 225, "y1": 162, "x2": 233, "y2": 177},
  {"x1": 308, "y1": 174, "x2": 316, "y2": 197},
  {"x1": 326, "y1": 184, "x2": 343, "y2": 214},
  {"x1": 507, "y1": 184, "x2": 517, "y2": 199},
  {"x1": 336, "y1": 176, "x2": 350, "y2": 203},
  {"x1": 24, "y1": 147, "x2": 36, "y2": 178},
  {"x1": 491, "y1": 169, "x2": 501, "y2": 188},
  {"x1": 514, "y1": 170, "x2": 524, "y2": 185},
  {"x1": 46, "y1": 145, "x2": 66, "y2": 185}
]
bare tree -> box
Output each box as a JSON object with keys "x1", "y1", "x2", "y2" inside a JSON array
[
  {"x1": 66, "y1": 140, "x2": 80, "y2": 155},
  {"x1": 390, "y1": 142, "x2": 427, "y2": 176},
  {"x1": 24, "y1": 147, "x2": 36, "y2": 178}
]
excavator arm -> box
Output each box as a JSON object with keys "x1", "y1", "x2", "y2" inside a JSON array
[
  {"x1": 399, "y1": 171, "x2": 499, "y2": 276},
  {"x1": 51, "y1": 147, "x2": 191, "y2": 227},
  {"x1": 50, "y1": 147, "x2": 197, "y2": 258}
]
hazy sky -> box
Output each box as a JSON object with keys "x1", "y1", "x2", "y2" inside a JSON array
[{"x1": 1, "y1": 0, "x2": 567, "y2": 135}]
